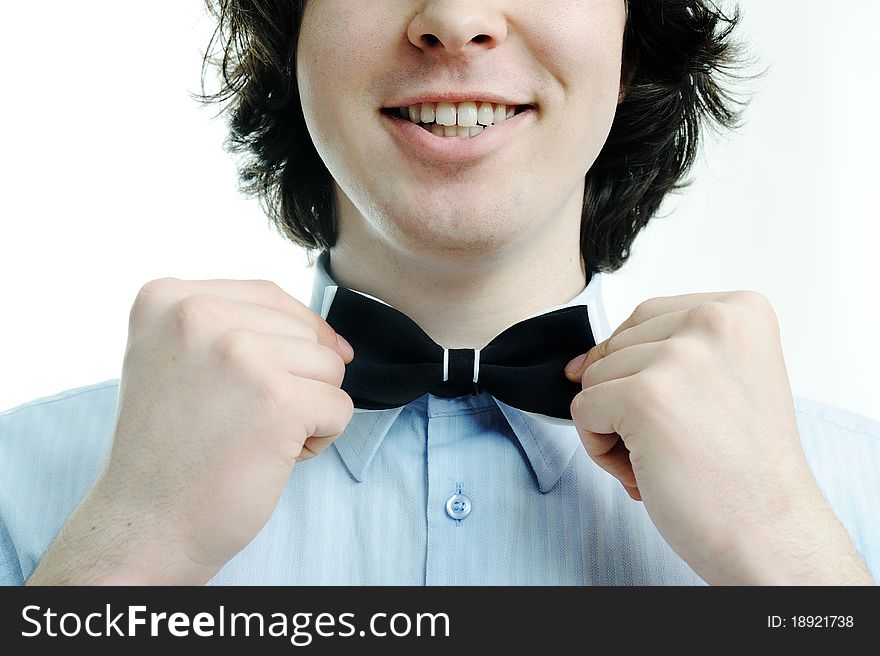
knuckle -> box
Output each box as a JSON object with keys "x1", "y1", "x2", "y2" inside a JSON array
[
  {"x1": 335, "y1": 388, "x2": 355, "y2": 421},
  {"x1": 174, "y1": 293, "x2": 220, "y2": 335},
  {"x1": 602, "y1": 325, "x2": 630, "y2": 358},
  {"x1": 578, "y1": 365, "x2": 590, "y2": 388},
  {"x1": 253, "y1": 371, "x2": 286, "y2": 416},
  {"x1": 254, "y1": 278, "x2": 283, "y2": 298},
  {"x1": 306, "y1": 385, "x2": 354, "y2": 438},
  {"x1": 688, "y1": 301, "x2": 735, "y2": 336},
  {"x1": 581, "y1": 359, "x2": 601, "y2": 386},
  {"x1": 254, "y1": 279, "x2": 293, "y2": 308},
  {"x1": 660, "y1": 337, "x2": 700, "y2": 365},
  {"x1": 302, "y1": 323, "x2": 320, "y2": 344},
  {"x1": 631, "y1": 298, "x2": 660, "y2": 324},
  {"x1": 570, "y1": 390, "x2": 586, "y2": 419},
  {"x1": 330, "y1": 389, "x2": 355, "y2": 434},
  {"x1": 735, "y1": 289, "x2": 771, "y2": 311},
  {"x1": 632, "y1": 371, "x2": 669, "y2": 411},
  {"x1": 294, "y1": 343, "x2": 345, "y2": 385},
  {"x1": 130, "y1": 277, "x2": 179, "y2": 324},
  {"x1": 138, "y1": 277, "x2": 180, "y2": 299},
  {"x1": 328, "y1": 349, "x2": 347, "y2": 386},
  {"x1": 736, "y1": 290, "x2": 779, "y2": 327},
  {"x1": 255, "y1": 279, "x2": 283, "y2": 293},
  {"x1": 213, "y1": 328, "x2": 257, "y2": 365},
  {"x1": 300, "y1": 391, "x2": 321, "y2": 437},
  {"x1": 603, "y1": 333, "x2": 620, "y2": 357}
]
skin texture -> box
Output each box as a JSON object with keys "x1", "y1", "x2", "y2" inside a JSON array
[
  {"x1": 295, "y1": 0, "x2": 874, "y2": 584},
  {"x1": 564, "y1": 292, "x2": 874, "y2": 584},
  {"x1": 27, "y1": 1, "x2": 874, "y2": 584},
  {"x1": 297, "y1": 0, "x2": 627, "y2": 348},
  {"x1": 28, "y1": 279, "x2": 354, "y2": 584}
]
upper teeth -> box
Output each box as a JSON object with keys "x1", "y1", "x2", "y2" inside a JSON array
[{"x1": 398, "y1": 101, "x2": 518, "y2": 127}]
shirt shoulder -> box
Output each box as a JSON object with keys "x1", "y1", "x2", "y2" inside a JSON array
[
  {"x1": 0, "y1": 379, "x2": 120, "y2": 584},
  {"x1": 794, "y1": 394, "x2": 880, "y2": 442},
  {"x1": 0, "y1": 379, "x2": 120, "y2": 469},
  {"x1": 1, "y1": 379, "x2": 119, "y2": 416}
]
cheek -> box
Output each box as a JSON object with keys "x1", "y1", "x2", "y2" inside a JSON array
[
  {"x1": 297, "y1": 20, "x2": 348, "y2": 140},
  {"x1": 536, "y1": 0, "x2": 624, "y2": 96},
  {"x1": 528, "y1": 10, "x2": 624, "y2": 169},
  {"x1": 296, "y1": 4, "x2": 384, "y2": 148}
]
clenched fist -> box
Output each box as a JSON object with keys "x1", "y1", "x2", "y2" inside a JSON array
[
  {"x1": 564, "y1": 290, "x2": 874, "y2": 585},
  {"x1": 29, "y1": 278, "x2": 355, "y2": 585}
]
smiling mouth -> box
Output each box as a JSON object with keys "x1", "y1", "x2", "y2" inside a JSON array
[{"x1": 381, "y1": 101, "x2": 535, "y2": 138}]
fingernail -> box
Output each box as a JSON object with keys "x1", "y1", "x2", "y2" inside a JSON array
[
  {"x1": 336, "y1": 333, "x2": 354, "y2": 358},
  {"x1": 565, "y1": 353, "x2": 587, "y2": 375}
]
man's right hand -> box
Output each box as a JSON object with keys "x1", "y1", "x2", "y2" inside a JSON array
[{"x1": 27, "y1": 278, "x2": 355, "y2": 585}]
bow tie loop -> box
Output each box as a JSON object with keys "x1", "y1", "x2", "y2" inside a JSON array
[{"x1": 437, "y1": 348, "x2": 482, "y2": 398}]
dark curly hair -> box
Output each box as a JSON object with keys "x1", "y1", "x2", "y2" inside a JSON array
[{"x1": 196, "y1": 0, "x2": 761, "y2": 275}]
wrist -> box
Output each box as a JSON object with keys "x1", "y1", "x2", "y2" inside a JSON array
[
  {"x1": 28, "y1": 477, "x2": 219, "y2": 586},
  {"x1": 721, "y1": 482, "x2": 874, "y2": 585}
]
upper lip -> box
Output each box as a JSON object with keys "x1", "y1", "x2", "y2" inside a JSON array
[{"x1": 382, "y1": 92, "x2": 535, "y2": 109}]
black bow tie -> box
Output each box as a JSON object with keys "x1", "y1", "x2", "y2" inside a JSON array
[{"x1": 323, "y1": 287, "x2": 596, "y2": 420}]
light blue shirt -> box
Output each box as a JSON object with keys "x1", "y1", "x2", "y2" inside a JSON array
[{"x1": 2, "y1": 252, "x2": 879, "y2": 585}]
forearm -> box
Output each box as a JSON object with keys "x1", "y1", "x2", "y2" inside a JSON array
[
  {"x1": 721, "y1": 485, "x2": 875, "y2": 586},
  {"x1": 26, "y1": 479, "x2": 214, "y2": 586}
]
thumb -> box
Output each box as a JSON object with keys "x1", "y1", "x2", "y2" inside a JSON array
[
  {"x1": 564, "y1": 341, "x2": 607, "y2": 381},
  {"x1": 335, "y1": 333, "x2": 355, "y2": 363}
]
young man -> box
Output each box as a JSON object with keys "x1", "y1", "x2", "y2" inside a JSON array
[{"x1": 3, "y1": 1, "x2": 878, "y2": 585}]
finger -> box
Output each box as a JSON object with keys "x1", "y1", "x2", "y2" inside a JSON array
[
  {"x1": 565, "y1": 301, "x2": 716, "y2": 381},
  {"x1": 140, "y1": 278, "x2": 352, "y2": 362},
  {"x1": 580, "y1": 434, "x2": 638, "y2": 488},
  {"x1": 566, "y1": 311, "x2": 692, "y2": 382},
  {"x1": 291, "y1": 377, "x2": 355, "y2": 439},
  {"x1": 572, "y1": 381, "x2": 640, "y2": 490},
  {"x1": 175, "y1": 294, "x2": 322, "y2": 343},
  {"x1": 623, "y1": 483, "x2": 642, "y2": 501},
  {"x1": 610, "y1": 292, "x2": 733, "y2": 340},
  {"x1": 570, "y1": 376, "x2": 629, "y2": 437},
  {"x1": 577, "y1": 340, "x2": 665, "y2": 388},
  {"x1": 213, "y1": 330, "x2": 350, "y2": 390},
  {"x1": 279, "y1": 337, "x2": 349, "y2": 387},
  {"x1": 299, "y1": 434, "x2": 342, "y2": 461},
  {"x1": 190, "y1": 290, "x2": 351, "y2": 362},
  {"x1": 566, "y1": 310, "x2": 704, "y2": 385}
]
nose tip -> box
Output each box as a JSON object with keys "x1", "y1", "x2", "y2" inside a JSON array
[
  {"x1": 407, "y1": 5, "x2": 507, "y2": 57},
  {"x1": 417, "y1": 32, "x2": 496, "y2": 52}
]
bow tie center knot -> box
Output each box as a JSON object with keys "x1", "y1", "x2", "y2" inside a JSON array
[{"x1": 439, "y1": 348, "x2": 481, "y2": 396}]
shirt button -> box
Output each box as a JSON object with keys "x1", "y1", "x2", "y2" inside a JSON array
[{"x1": 445, "y1": 493, "x2": 472, "y2": 520}]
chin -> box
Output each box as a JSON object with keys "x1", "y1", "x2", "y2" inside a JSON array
[{"x1": 385, "y1": 215, "x2": 519, "y2": 260}]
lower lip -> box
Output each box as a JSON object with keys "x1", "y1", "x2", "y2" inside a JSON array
[{"x1": 380, "y1": 108, "x2": 536, "y2": 164}]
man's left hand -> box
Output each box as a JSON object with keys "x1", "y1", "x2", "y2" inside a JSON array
[{"x1": 565, "y1": 290, "x2": 874, "y2": 585}]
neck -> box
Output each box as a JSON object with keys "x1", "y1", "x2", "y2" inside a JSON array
[{"x1": 328, "y1": 187, "x2": 589, "y2": 349}]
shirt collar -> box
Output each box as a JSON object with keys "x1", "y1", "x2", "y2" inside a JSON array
[{"x1": 308, "y1": 250, "x2": 612, "y2": 493}]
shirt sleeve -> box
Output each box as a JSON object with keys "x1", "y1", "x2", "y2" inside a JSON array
[
  {"x1": 0, "y1": 380, "x2": 120, "y2": 587},
  {"x1": 794, "y1": 395, "x2": 880, "y2": 583},
  {"x1": 0, "y1": 507, "x2": 25, "y2": 586}
]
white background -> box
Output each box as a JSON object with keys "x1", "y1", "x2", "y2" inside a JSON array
[{"x1": 1, "y1": 1, "x2": 877, "y2": 420}]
